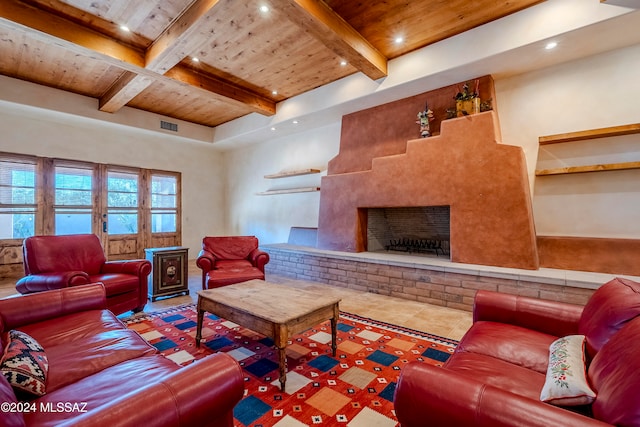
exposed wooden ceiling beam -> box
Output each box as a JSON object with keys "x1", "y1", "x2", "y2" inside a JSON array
[
  {"x1": 0, "y1": 0, "x2": 145, "y2": 67},
  {"x1": 146, "y1": 0, "x2": 221, "y2": 73},
  {"x1": 0, "y1": 0, "x2": 275, "y2": 116},
  {"x1": 101, "y1": 0, "x2": 226, "y2": 111},
  {"x1": 279, "y1": 0, "x2": 388, "y2": 80},
  {"x1": 99, "y1": 72, "x2": 155, "y2": 112},
  {"x1": 166, "y1": 65, "x2": 277, "y2": 115}
]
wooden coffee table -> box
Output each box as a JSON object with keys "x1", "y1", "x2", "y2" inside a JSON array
[{"x1": 195, "y1": 279, "x2": 341, "y2": 392}]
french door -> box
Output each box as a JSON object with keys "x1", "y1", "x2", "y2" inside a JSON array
[
  {"x1": 102, "y1": 167, "x2": 143, "y2": 259},
  {"x1": 47, "y1": 161, "x2": 180, "y2": 259},
  {"x1": 0, "y1": 153, "x2": 181, "y2": 275}
]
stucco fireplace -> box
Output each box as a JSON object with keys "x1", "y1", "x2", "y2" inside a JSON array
[{"x1": 317, "y1": 111, "x2": 539, "y2": 270}]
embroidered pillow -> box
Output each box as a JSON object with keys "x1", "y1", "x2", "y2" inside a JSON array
[
  {"x1": 540, "y1": 334, "x2": 595, "y2": 406},
  {"x1": 0, "y1": 330, "x2": 49, "y2": 397}
]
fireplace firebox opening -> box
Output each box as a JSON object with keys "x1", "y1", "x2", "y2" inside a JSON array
[{"x1": 366, "y1": 206, "x2": 450, "y2": 258}]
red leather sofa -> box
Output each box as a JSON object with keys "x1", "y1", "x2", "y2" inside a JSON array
[
  {"x1": 0, "y1": 284, "x2": 244, "y2": 427},
  {"x1": 16, "y1": 234, "x2": 151, "y2": 315},
  {"x1": 394, "y1": 277, "x2": 640, "y2": 427},
  {"x1": 196, "y1": 236, "x2": 269, "y2": 289}
]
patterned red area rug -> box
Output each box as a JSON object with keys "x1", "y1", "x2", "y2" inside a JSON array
[{"x1": 123, "y1": 304, "x2": 458, "y2": 427}]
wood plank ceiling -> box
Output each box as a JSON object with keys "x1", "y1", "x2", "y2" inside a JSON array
[{"x1": 0, "y1": 0, "x2": 546, "y2": 128}]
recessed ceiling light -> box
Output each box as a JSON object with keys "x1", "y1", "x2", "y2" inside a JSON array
[
  {"x1": 340, "y1": 60, "x2": 347, "y2": 66},
  {"x1": 272, "y1": 90, "x2": 278, "y2": 95},
  {"x1": 545, "y1": 41, "x2": 558, "y2": 50},
  {"x1": 192, "y1": 57, "x2": 199, "y2": 62},
  {"x1": 394, "y1": 36, "x2": 404, "y2": 44},
  {"x1": 259, "y1": 5, "x2": 269, "y2": 13},
  {"x1": 270, "y1": 127, "x2": 276, "y2": 131},
  {"x1": 292, "y1": 120, "x2": 299, "y2": 124},
  {"x1": 120, "y1": 25, "x2": 130, "y2": 32}
]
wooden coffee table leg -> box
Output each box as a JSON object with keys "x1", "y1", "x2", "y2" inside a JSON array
[
  {"x1": 277, "y1": 346, "x2": 287, "y2": 392},
  {"x1": 195, "y1": 307, "x2": 205, "y2": 348},
  {"x1": 331, "y1": 303, "x2": 339, "y2": 356}
]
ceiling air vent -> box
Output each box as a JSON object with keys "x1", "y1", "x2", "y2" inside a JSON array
[{"x1": 160, "y1": 120, "x2": 178, "y2": 132}]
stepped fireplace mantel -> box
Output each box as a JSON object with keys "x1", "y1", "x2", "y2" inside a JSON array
[{"x1": 317, "y1": 111, "x2": 539, "y2": 270}]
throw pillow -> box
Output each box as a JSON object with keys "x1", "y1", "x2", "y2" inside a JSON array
[
  {"x1": 540, "y1": 334, "x2": 595, "y2": 406},
  {"x1": 0, "y1": 330, "x2": 49, "y2": 397}
]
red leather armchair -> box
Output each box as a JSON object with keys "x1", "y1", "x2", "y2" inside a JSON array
[
  {"x1": 394, "y1": 277, "x2": 640, "y2": 426},
  {"x1": 196, "y1": 236, "x2": 269, "y2": 289},
  {"x1": 16, "y1": 234, "x2": 151, "y2": 315}
]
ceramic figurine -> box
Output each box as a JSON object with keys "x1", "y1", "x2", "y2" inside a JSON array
[{"x1": 416, "y1": 102, "x2": 434, "y2": 137}]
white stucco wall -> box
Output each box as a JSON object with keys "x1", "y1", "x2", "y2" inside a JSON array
[
  {"x1": 497, "y1": 43, "x2": 640, "y2": 238},
  {"x1": 223, "y1": 123, "x2": 341, "y2": 244},
  {"x1": 0, "y1": 97, "x2": 225, "y2": 256}
]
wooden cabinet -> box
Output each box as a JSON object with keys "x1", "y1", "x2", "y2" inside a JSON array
[
  {"x1": 145, "y1": 246, "x2": 189, "y2": 301},
  {"x1": 536, "y1": 123, "x2": 640, "y2": 176}
]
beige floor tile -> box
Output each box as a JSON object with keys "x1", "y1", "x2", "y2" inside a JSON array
[{"x1": 0, "y1": 261, "x2": 473, "y2": 341}]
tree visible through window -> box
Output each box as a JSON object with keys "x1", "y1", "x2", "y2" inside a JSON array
[
  {"x1": 107, "y1": 171, "x2": 138, "y2": 235},
  {"x1": 54, "y1": 165, "x2": 92, "y2": 235}
]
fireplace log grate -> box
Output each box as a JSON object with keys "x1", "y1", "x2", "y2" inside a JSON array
[{"x1": 385, "y1": 238, "x2": 448, "y2": 256}]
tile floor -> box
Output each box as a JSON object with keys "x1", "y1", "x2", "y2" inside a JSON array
[{"x1": 0, "y1": 261, "x2": 473, "y2": 341}]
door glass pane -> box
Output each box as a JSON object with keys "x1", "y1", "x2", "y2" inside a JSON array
[
  {"x1": 55, "y1": 209, "x2": 92, "y2": 235},
  {"x1": 0, "y1": 160, "x2": 37, "y2": 239},
  {"x1": 152, "y1": 194, "x2": 176, "y2": 208},
  {"x1": 151, "y1": 213, "x2": 176, "y2": 233},
  {"x1": 108, "y1": 171, "x2": 138, "y2": 207},
  {"x1": 54, "y1": 166, "x2": 92, "y2": 235},
  {"x1": 108, "y1": 211, "x2": 138, "y2": 234},
  {"x1": 55, "y1": 167, "x2": 92, "y2": 205},
  {"x1": 0, "y1": 208, "x2": 36, "y2": 239},
  {"x1": 151, "y1": 175, "x2": 177, "y2": 233},
  {"x1": 107, "y1": 171, "x2": 138, "y2": 235}
]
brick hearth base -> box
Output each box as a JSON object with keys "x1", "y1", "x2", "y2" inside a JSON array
[{"x1": 261, "y1": 244, "x2": 637, "y2": 312}]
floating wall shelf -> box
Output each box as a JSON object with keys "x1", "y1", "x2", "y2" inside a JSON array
[
  {"x1": 539, "y1": 123, "x2": 640, "y2": 145},
  {"x1": 536, "y1": 161, "x2": 640, "y2": 176},
  {"x1": 256, "y1": 187, "x2": 321, "y2": 195},
  {"x1": 264, "y1": 169, "x2": 321, "y2": 179},
  {"x1": 536, "y1": 123, "x2": 640, "y2": 176}
]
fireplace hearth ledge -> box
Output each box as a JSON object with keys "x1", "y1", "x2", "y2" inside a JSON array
[{"x1": 262, "y1": 243, "x2": 640, "y2": 291}]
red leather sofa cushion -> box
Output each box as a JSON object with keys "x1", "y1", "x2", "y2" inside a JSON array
[
  {"x1": 578, "y1": 277, "x2": 640, "y2": 359},
  {"x1": 0, "y1": 374, "x2": 25, "y2": 427},
  {"x1": 446, "y1": 351, "x2": 545, "y2": 400},
  {"x1": 588, "y1": 316, "x2": 640, "y2": 426},
  {"x1": 456, "y1": 321, "x2": 556, "y2": 374},
  {"x1": 23, "y1": 354, "x2": 179, "y2": 426},
  {"x1": 206, "y1": 260, "x2": 265, "y2": 288},
  {"x1": 18, "y1": 310, "x2": 155, "y2": 392},
  {"x1": 87, "y1": 273, "x2": 139, "y2": 296}
]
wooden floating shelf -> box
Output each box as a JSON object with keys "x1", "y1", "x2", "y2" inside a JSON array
[
  {"x1": 264, "y1": 169, "x2": 321, "y2": 179},
  {"x1": 256, "y1": 187, "x2": 321, "y2": 195},
  {"x1": 539, "y1": 123, "x2": 640, "y2": 145},
  {"x1": 536, "y1": 161, "x2": 640, "y2": 176}
]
